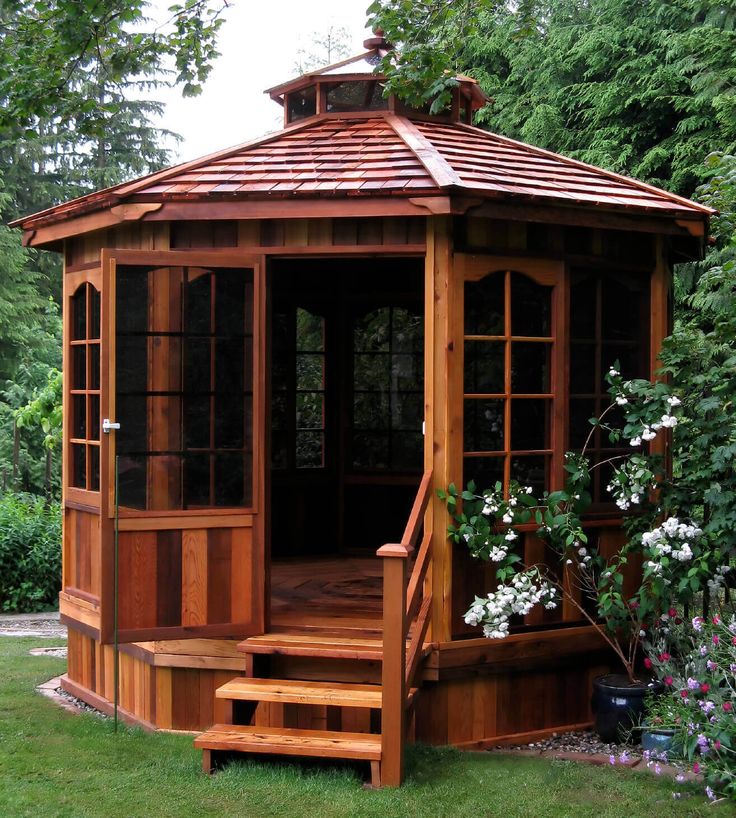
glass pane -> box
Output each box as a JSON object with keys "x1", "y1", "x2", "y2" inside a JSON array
[
  {"x1": 271, "y1": 431, "x2": 288, "y2": 470},
  {"x1": 602, "y1": 343, "x2": 639, "y2": 387},
  {"x1": 510, "y1": 399, "x2": 549, "y2": 451},
  {"x1": 72, "y1": 396, "x2": 86, "y2": 439},
  {"x1": 569, "y1": 398, "x2": 596, "y2": 449},
  {"x1": 72, "y1": 346, "x2": 86, "y2": 390},
  {"x1": 184, "y1": 395, "x2": 211, "y2": 449},
  {"x1": 215, "y1": 453, "x2": 248, "y2": 505},
  {"x1": 511, "y1": 342, "x2": 550, "y2": 393},
  {"x1": 295, "y1": 431, "x2": 323, "y2": 468},
  {"x1": 511, "y1": 272, "x2": 551, "y2": 337},
  {"x1": 602, "y1": 278, "x2": 641, "y2": 341},
  {"x1": 392, "y1": 432, "x2": 423, "y2": 470},
  {"x1": 464, "y1": 341, "x2": 504, "y2": 394},
  {"x1": 89, "y1": 344, "x2": 101, "y2": 390},
  {"x1": 392, "y1": 353, "x2": 422, "y2": 392},
  {"x1": 215, "y1": 393, "x2": 246, "y2": 449},
  {"x1": 184, "y1": 269, "x2": 212, "y2": 334},
  {"x1": 89, "y1": 287, "x2": 101, "y2": 339},
  {"x1": 600, "y1": 404, "x2": 626, "y2": 450},
  {"x1": 184, "y1": 338, "x2": 211, "y2": 392},
  {"x1": 117, "y1": 336, "x2": 148, "y2": 395},
  {"x1": 570, "y1": 342, "x2": 595, "y2": 394},
  {"x1": 216, "y1": 339, "x2": 245, "y2": 393},
  {"x1": 354, "y1": 353, "x2": 389, "y2": 386},
  {"x1": 510, "y1": 455, "x2": 548, "y2": 495},
  {"x1": 354, "y1": 391, "x2": 389, "y2": 429},
  {"x1": 89, "y1": 445, "x2": 100, "y2": 491},
  {"x1": 287, "y1": 86, "x2": 317, "y2": 121},
  {"x1": 296, "y1": 308, "x2": 324, "y2": 352},
  {"x1": 326, "y1": 81, "x2": 387, "y2": 112},
  {"x1": 89, "y1": 395, "x2": 100, "y2": 441},
  {"x1": 392, "y1": 310, "x2": 423, "y2": 353},
  {"x1": 296, "y1": 353, "x2": 323, "y2": 391},
  {"x1": 296, "y1": 391, "x2": 323, "y2": 430},
  {"x1": 117, "y1": 266, "x2": 149, "y2": 334},
  {"x1": 464, "y1": 399, "x2": 504, "y2": 453},
  {"x1": 72, "y1": 443, "x2": 86, "y2": 488},
  {"x1": 183, "y1": 453, "x2": 210, "y2": 507},
  {"x1": 570, "y1": 276, "x2": 597, "y2": 340},
  {"x1": 463, "y1": 455, "x2": 504, "y2": 493},
  {"x1": 215, "y1": 269, "x2": 246, "y2": 337},
  {"x1": 271, "y1": 392, "x2": 288, "y2": 431},
  {"x1": 392, "y1": 392, "x2": 422, "y2": 430},
  {"x1": 72, "y1": 285, "x2": 87, "y2": 340},
  {"x1": 352, "y1": 432, "x2": 389, "y2": 469},
  {"x1": 465, "y1": 272, "x2": 504, "y2": 336},
  {"x1": 354, "y1": 308, "x2": 390, "y2": 352}
]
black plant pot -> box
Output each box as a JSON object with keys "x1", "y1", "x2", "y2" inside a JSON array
[{"x1": 591, "y1": 673, "x2": 664, "y2": 744}]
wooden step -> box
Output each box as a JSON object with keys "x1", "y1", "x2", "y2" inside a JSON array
[
  {"x1": 195, "y1": 724, "x2": 382, "y2": 761},
  {"x1": 215, "y1": 677, "x2": 419, "y2": 708},
  {"x1": 238, "y1": 633, "x2": 386, "y2": 660}
]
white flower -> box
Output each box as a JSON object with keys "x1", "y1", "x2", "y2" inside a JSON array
[
  {"x1": 630, "y1": 493, "x2": 641, "y2": 504},
  {"x1": 630, "y1": 436, "x2": 642, "y2": 447},
  {"x1": 525, "y1": 486, "x2": 533, "y2": 494},
  {"x1": 667, "y1": 396, "x2": 681, "y2": 407},
  {"x1": 660, "y1": 414, "x2": 678, "y2": 428},
  {"x1": 578, "y1": 547, "x2": 587, "y2": 557},
  {"x1": 642, "y1": 427, "x2": 657, "y2": 441},
  {"x1": 481, "y1": 505, "x2": 492, "y2": 516},
  {"x1": 502, "y1": 513, "x2": 513, "y2": 524},
  {"x1": 609, "y1": 367, "x2": 619, "y2": 377},
  {"x1": 615, "y1": 395, "x2": 628, "y2": 405},
  {"x1": 504, "y1": 530, "x2": 518, "y2": 542},
  {"x1": 508, "y1": 497, "x2": 518, "y2": 507}
]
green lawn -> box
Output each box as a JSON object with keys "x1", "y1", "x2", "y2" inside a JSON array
[{"x1": 0, "y1": 637, "x2": 717, "y2": 818}]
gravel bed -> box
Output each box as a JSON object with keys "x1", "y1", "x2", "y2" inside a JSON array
[
  {"x1": 498, "y1": 729, "x2": 641, "y2": 757},
  {"x1": 53, "y1": 686, "x2": 110, "y2": 719},
  {"x1": 0, "y1": 612, "x2": 67, "y2": 639},
  {"x1": 30, "y1": 646, "x2": 68, "y2": 658}
]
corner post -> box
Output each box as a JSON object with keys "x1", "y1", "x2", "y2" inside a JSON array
[{"x1": 378, "y1": 543, "x2": 411, "y2": 787}]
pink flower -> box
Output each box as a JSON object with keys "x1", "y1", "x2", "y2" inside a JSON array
[
  {"x1": 693, "y1": 762, "x2": 701, "y2": 774},
  {"x1": 714, "y1": 740, "x2": 722, "y2": 751},
  {"x1": 659, "y1": 652, "x2": 671, "y2": 662},
  {"x1": 712, "y1": 615, "x2": 720, "y2": 625},
  {"x1": 680, "y1": 689, "x2": 690, "y2": 699},
  {"x1": 644, "y1": 658, "x2": 652, "y2": 669},
  {"x1": 630, "y1": 600, "x2": 640, "y2": 610},
  {"x1": 664, "y1": 675, "x2": 673, "y2": 686},
  {"x1": 668, "y1": 607, "x2": 677, "y2": 618},
  {"x1": 712, "y1": 634, "x2": 720, "y2": 645},
  {"x1": 731, "y1": 636, "x2": 736, "y2": 646},
  {"x1": 723, "y1": 702, "x2": 733, "y2": 712},
  {"x1": 700, "y1": 683, "x2": 710, "y2": 694}
]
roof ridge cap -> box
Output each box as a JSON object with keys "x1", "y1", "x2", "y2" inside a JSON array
[
  {"x1": 383, "y1": 114, "x2": 463, "y2": 189},
  {"x1": 453, "y1": 122, "x2": 714, "y2": 216}
]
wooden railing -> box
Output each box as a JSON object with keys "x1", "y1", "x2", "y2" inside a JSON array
[{"x1": 377, "y1": 469, "x2": 433, "y2": 786}]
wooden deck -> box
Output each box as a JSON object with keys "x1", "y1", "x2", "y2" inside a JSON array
[{"x1": 270, "y1": 556, "x2": 383, "y2": 634}]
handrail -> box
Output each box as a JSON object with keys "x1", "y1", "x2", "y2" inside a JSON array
[{"x1": 377, "y1": 470, "x2": 433, "y2": 787}]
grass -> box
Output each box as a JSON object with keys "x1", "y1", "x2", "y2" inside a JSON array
[{"x1": 0, "y1": 637, "x2": 718, "y2": 818}]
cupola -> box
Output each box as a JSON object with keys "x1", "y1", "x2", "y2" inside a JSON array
[{"x1": 265, "y1": 30, "x2": 488, "y2": 126}]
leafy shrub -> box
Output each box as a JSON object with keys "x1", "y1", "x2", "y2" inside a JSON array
[{"x1": 0, "y1": 492, "x2": 61, "y2": 612}]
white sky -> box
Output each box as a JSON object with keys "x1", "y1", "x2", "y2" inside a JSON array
[{"x1": 149, "y1": 0, "x2": 373, "y2": 163}]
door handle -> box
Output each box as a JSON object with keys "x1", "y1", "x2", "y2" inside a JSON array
[{"x1": 102, "y1": 419, "x2": 121, "y2": 434}]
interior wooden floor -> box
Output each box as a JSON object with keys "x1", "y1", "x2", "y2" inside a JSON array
[{"x1": 270, "y1": 556, "x2": 384, "y2": 635}]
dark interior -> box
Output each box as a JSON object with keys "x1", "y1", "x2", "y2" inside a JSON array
[{"x1": 268, "y1": 257, "x2": 425, "y2": 558}]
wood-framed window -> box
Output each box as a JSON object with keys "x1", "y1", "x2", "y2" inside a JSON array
[
  {"x1": 111, "y1": 253, "x2": 260, "y2": 512},
  {"x1": 271, "y1": 306, "x2": 326, "y2": 470},
  {"x1": 460, "y1": 257, "x2": 565, "y2": 495},
  {"x1": 69, "y1": 281, "x2": 101, "y2": 492},
  {"x1": 569, "y1": 268, "x2": 650, "y2": 503},
  {"x1": 350, "y1": 304, "x2": 424, "y2": 472}
]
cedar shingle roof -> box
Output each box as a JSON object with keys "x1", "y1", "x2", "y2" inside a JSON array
[{"x1": 12, "y1": 112, "x2": 712, "y2": 230}]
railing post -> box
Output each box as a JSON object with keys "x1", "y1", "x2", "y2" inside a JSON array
[{"x1": 378, "y1": 543, "x2": 410, "y2": 787}]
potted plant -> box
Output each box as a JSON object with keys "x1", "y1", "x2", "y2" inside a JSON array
[{"x1": 442, "y1": 366, "x2": 716, "y2": 742}]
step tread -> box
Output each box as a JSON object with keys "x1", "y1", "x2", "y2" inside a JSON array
[
  {"x1": 194, "y1": 724, "x2": 382, "y2": 760},
  {"x1": 215, "y1": 677, "x2": 419, "y2": 708},
  {"x1": 238, "y1": 632, "x2": 432, "y2": 661}
]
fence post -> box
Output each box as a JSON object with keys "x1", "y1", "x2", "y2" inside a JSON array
[{"x1": 378, "y1": 543, "x2": 410, "y2": 787}]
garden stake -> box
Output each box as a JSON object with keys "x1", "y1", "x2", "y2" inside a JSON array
[{"x1": 113, "y1": 455, "x2": 119, "y2": 733}]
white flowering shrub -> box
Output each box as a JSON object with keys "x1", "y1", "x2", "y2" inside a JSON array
[{"x1": 442, "y1": 363, "x2": 733, "y2": 684}]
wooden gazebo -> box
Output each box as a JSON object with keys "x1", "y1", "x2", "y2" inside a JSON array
[{"x1": 12, "y1": 33, "x2": 711, "y2": 786}]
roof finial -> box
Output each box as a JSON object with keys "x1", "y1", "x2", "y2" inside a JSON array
[{"x1": 363, "y1": 27, "x2": 390, "y2": 51}]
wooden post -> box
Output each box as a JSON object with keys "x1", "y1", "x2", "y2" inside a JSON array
[{"x1": 378, "y1": 543, "x2": 410, "y2": 787}]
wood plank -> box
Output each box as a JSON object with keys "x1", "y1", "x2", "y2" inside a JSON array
[
  {"x1": 181, "y1": 529, "x2": 208, "y2": 626},
  {"x1": 215, "y1": 678, "x2": 385, "y2": 708},
  {"x1": 194, "y1": 724, "x2": 382, "y2": 761}
]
